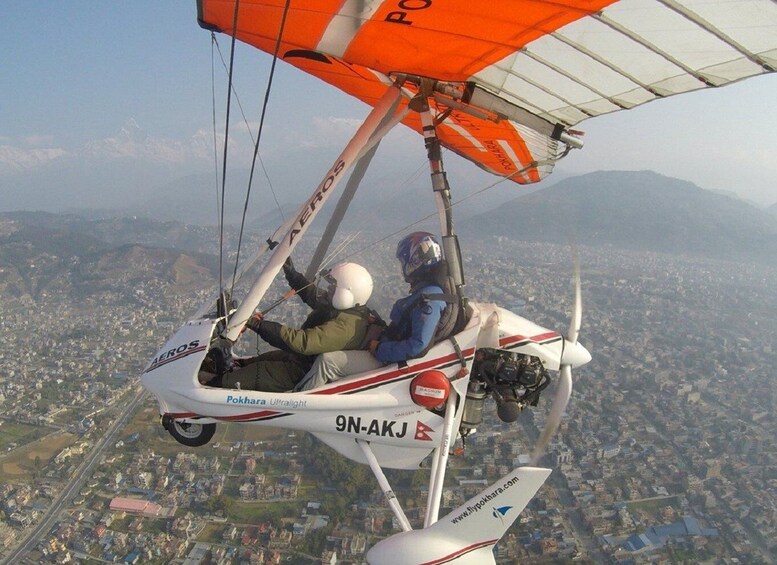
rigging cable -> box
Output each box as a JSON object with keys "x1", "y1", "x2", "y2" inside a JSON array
[
  {"x1": 230, "y1": 0, "x2": 293, "y2": 297},
  {"x1": 216, "y1": 0, "x2": 242, "y2": 310},
  {"x1": 210, "y1": 34, "x2": 223, "y2": 275},
  {"x1": 340, "y1": 154, "x2": 545, "y2": 262},
  {"x1": 320, "y1": 231, "x2": 362, "y2": 270},
  {"x1": 211, "y1": 37, "x2": 280, "y2": 220}
]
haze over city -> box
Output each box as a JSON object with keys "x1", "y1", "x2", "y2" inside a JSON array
[{"x1": 2, "y1": 2, "x2": 777, "y2": 215}]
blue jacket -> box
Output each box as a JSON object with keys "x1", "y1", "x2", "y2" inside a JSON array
[{"x1": 374, "y1": 284, "x2": 446, "y2": 363}]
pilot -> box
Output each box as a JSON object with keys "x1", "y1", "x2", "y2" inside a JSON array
[
  {"x1": 296, "y1": 232, "x2": 447, "y2": 390},
  {"x1": 220, "y1": 258, "x2": 380, "y2": 392}
]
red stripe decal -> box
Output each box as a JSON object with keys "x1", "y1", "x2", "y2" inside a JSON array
[
  {"x1": 167, "y1": 410, "x2": 285, "y2": 422},
  {"x1": 419, "y1": 539, "x2": 498, "y2": 564},
  {"x1": 499, "y1": 332, "x2": 560, "y2": 347},
  {"x1": 310, "y1": 348, "x2": 474, "y2": 395},
  {"x1": 310, "y1": 331, "x2": 559, "y2": 395},
  {"x1": 143, "y1": 345, "x2": 208, "y2": 374},
  {"x1": 218, "y1": 410, "x2": 283, "y2": 422},
  {"x1": 167, "y1": 412, "x2": 199, "y2": 418}
]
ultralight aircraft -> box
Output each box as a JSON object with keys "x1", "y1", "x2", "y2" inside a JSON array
[{"x1": 141, "y1": 2, "x2": 777, "y2": 562}]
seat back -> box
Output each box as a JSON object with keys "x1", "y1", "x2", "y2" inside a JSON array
[{"x1": 430, "y1": 269, "x2": 469, "y2": 344}]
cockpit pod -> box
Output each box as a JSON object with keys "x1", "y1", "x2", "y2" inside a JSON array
[
  {"x1": 141, "y1": 302, "x2": 589, "y2": 461},
  {"x1": 139, "y1": 306, "x2": 485, "y2": 464},
  {"x1": 141, "y1": 317, "x2": 218, "y2": 442}
]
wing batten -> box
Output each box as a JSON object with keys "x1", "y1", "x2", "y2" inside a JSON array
[
  {"x1": 547, "y1": 31, "x2": 663, "y2": 103},
  {"x1": 474, "y1": 0, "x2": 777, "y2": 128},
  {"x1": 659, "y1": 0, "x2": 775, "y2": 72},
  {"x1": 593, "y1": 11, "x2": 723, "y2": 88},
  {"x1": 521, "y1": 47, "x2": 630, "y2": 114}
]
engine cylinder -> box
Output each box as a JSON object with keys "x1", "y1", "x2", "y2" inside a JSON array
[{"x1": 460, "y1": 381, "x2": 487, "y2": 431}]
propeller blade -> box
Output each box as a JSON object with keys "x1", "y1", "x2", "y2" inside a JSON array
[
  {"x1": 529, "y1": 251, "x2": 582, "y2": 464},
  {"x1": 567, "y1": 252, "x2": 582, "y2": 344},
  {"x1": 530, "y1": 364, "x2": 572, "y2": 465}
]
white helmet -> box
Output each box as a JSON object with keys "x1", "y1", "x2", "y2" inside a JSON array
[{"x1": 323, "y1": 262, "x2": 373, "y2": 310}]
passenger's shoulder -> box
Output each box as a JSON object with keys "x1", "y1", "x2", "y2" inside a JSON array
[
  {"x1": 418, "y1": 284, "x2": 444, "y2": 294},
  {"x1": 419, "y1": 284, "x2": 445, "y2": 299}
]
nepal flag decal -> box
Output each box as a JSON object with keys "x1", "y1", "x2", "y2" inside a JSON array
[{"x1": 415, "y1": 421, "x2": 434, "y2": 441}]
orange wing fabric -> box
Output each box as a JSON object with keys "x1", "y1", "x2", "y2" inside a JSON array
[{"x1": 197, "y1": 0, "x2": 777, "y2": 185}]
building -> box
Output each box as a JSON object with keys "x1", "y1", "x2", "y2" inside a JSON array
[{"x1": 109, "y1": 497, "x2": 162, "y2": 518}]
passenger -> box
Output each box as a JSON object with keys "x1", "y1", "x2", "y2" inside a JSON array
[
  {"x1": 220, "y1": 258, "x2": 378, "y2": 392},
  {"x1": 296, "y1": 232, "x2": 447, "y2": 390}
]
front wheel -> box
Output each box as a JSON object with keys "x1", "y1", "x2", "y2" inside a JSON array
[{"x1": 162, "y1": 416, "x2": 216, "y2": 447}]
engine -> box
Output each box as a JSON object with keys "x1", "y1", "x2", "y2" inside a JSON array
[{"x1": 460, "y1": 348, "x2": 550, "y2": 435}]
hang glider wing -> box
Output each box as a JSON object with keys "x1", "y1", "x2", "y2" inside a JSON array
[{"x1": 197, "y1": 0, "x2": 777, "y2": 185}]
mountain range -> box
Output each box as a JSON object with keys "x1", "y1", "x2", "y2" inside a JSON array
[
  {"x1": 1, "y1": 169, "x2": 775, "y2": 303},
  {"x1": 458, "y1": 171, "x2": 777, "y2": 265}
]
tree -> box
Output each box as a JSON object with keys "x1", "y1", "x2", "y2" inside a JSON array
[
  {"x1": 204, "y1": 495, "x2": 233, "y2": 515},
  {"x1": 32, "y1": 455, "x2": 43, "y2": 480}
]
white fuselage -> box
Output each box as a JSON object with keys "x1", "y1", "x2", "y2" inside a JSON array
[{"x1": 141, "y1": 302, "x2": 590, "y2": 468}]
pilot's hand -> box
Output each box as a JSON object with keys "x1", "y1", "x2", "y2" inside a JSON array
[
  {"x1": 282, "y1": 255, "x2": 295, "y2": 276},
  {"x1": 245, "y1": 312, "x2": 264, "y2": 333},
  {"x1": 368, "y1": 339, "x2": 380, "y2": 356}
]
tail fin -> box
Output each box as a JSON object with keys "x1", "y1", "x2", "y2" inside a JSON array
[
  {"x1": 367, "y1": 466, "x2": 551, "y2": 565},
  {"x1": 433, "y1": 466, "x2": 551, "y2": 543}
]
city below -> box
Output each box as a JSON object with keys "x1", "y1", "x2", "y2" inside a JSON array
[{"x1": 1, "y1": 227, "x2": 776, "y2": 565}]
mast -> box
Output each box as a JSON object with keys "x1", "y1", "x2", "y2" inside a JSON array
[
  {"x1": 223, "y1": 84, "x2": 407, "y2": 342},
  {"x1": 412, "y1": 90, "x2": 465, "y2": 292}
]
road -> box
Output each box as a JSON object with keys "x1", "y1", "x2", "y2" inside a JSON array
[{"x1": 1, "y1": 386, "x2": 147, "y2": 565}]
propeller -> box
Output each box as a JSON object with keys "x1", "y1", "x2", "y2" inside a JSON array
[{"x1": 530, "y1": 255, "x2": 584, "y2": 465}]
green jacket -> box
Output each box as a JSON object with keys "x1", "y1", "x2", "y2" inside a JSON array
[
  {"x1": 276, "y1": 305, "x2": 373, "y2": 355},
  {"x1": 246, "y1": 261, "x2": 378, "y2": 359}
]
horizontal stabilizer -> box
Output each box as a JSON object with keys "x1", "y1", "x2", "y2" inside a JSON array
[{"x1": 367, "y1": 466, "x2": 551, "y2": 564}]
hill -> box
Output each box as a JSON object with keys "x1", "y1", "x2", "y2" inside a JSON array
[
  {"x1": 0, "y1": 211, "x2": 222, "y2": 253},
  {"x1": 0, "y1": 213, "x2": 219, "y2": 302},
  {"x1": 2, "y1": 170, "x2": 774, "y2": 304},
  {"x1": 459, "y1": 171, "x2": 777, "y2": 265}
]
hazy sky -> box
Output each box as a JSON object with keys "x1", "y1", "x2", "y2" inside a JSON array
[{"x1": 2, "y1": 1, "x2": 777, "y2": 215}]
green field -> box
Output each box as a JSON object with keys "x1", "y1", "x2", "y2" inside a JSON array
[
  {"x1": 228, "y1": 500, "x2": 298, "y2": 525},
  {"x1": 0, "y1": 429, "x2": 77, "y2": 480},
  {"x1": 627, "y1": 496, "x2": 679, "y2": 513},
  {"x1": 0, "y1": 421, "x2": 45, "y2": 451}
]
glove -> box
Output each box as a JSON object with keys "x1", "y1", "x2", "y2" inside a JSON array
[
  {"x1": 245, "y1": 312, "x2": 264, "y2": 333},
  {"x1": 282, "y1": 255, "x2": 295, "y2": 276}
]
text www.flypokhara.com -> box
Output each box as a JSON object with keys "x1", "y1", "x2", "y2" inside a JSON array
[{"x1": 450, "y1": 475, "x2": 520, "y2": 524}]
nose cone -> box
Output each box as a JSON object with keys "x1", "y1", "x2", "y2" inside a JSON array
[
  {"x1": 140, "y1": 371, "x2": 157, "y2": 395},
  {"x1": 561, "y1": 340, "x2": 592, "y2": 368}
]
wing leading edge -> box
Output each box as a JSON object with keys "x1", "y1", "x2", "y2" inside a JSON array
[{"x1": 197, "y1": 0, "x2": 777, "y2": 185}]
